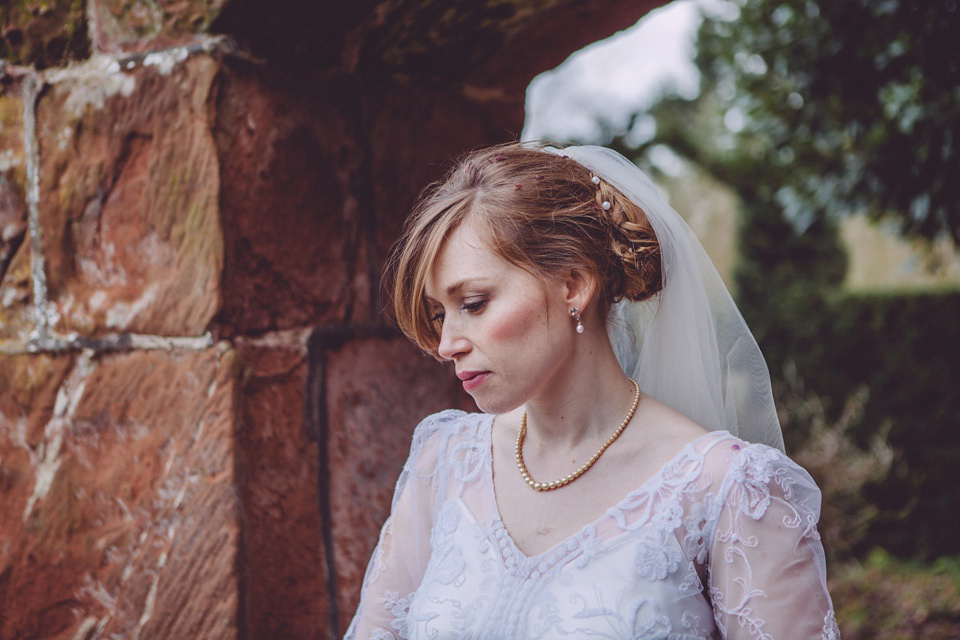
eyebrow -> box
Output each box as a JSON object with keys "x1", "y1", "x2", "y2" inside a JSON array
[{"x1": 425, "y1": 278, "x2": 492, "y2": 302}]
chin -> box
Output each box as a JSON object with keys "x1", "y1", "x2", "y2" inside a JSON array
[{"x1": 471, "y1": 392, "x2": 522, "y2": 416}]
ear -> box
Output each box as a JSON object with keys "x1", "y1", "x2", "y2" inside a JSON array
[{"x1": 562, "y1": 267, "x2": 599, "y2": 314}]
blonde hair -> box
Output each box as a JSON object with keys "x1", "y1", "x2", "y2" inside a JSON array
[{"x1": 387, "y1": 142, "x2": 662, "y2": 358}]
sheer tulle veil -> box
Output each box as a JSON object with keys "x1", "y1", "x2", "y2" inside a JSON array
[
  {"x1": 544, "y1": 145, "x2": 784, "y2": 451},
  {"x1": 340, "y1": 146, "x2": 833, "y2": 640}
]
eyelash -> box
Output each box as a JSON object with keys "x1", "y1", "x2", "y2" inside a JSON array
[
  {"x1": 463, "y1": 299, "x2": 487, "y2": 313},
  {"x1": 430, "y1": 298, "x2": 487, "y2": 324}
]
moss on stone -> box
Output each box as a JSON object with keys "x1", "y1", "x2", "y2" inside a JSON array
[
  {"x1": 92, "y1": 0, "x2": 228, "y2": 47},
  {"x1": 0, "y1": 0, "x2": 91, "y2": 68},
  {"x1": 0, "y1": 93, "x2": 27, "y2": 191}
]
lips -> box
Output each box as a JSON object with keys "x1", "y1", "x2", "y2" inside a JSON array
[{"x1": 457, "y1": 370, "x2": 491, "y2": 392}]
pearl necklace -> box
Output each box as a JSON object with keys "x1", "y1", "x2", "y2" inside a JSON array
[{"x1": 516, "y1": 378, "x2": 641, "y2": 491}]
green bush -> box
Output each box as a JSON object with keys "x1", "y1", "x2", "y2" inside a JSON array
[
  {"x1": 779, "y1": 289, "x2": 960, "y2": 559},
  {"x1": 736, "y1": 197, "x2": 960, "y2": 559}
]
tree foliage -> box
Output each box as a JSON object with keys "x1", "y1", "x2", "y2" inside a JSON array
[
  {"x1": 602, "y1": 0, "x2": 960, "y2": 561},
  {"x1": 687, "y1": 0, "x2": 960, "y2": 242}
]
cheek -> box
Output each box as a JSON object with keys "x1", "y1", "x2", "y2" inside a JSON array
[{"x1": 487, "y1": 298, "x2": 552, "y2": 346}]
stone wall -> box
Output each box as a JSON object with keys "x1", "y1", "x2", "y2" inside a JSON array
[{"x1": 0, "y1": 1, "x2": 666, "y2": 637}]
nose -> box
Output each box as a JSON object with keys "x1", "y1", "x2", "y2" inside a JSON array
[{"x1": 437, "y1": 317, "x2": 470, "y2": 361}]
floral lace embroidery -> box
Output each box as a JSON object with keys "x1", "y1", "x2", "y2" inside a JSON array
[
  {"x1": 450, "y1": 436, "x2": 487, "y2": 485},
  {"x1": 377, "y1": 591, "x2": 415, "y2": 639},
  {"x1": 425, "y1": 502, "x2": 468, "y2": 588},
  {"x1": 568, "y1": 591, "x2": 674, "y2": 639},
  {"x1": 347, "y1": 414, "x2": 839, "y2": 639},
  {"x1": 822, "y1": 611, "x2": 840, "y2": 640},
  {"x1": 573, "y1": 525, "x2": 604, "y2": 569},
  {"x1": 635, "y1": 529, "x2": 684, "y2": 581}
]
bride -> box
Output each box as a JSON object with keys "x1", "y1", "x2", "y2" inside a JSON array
[{"x1": 345, "y1": 143, "x2": 839, "y2": 639}]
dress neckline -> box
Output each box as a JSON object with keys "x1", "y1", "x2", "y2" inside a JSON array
[{"x1": 479, "y1": 412, "x2": 731, "y2": 563}]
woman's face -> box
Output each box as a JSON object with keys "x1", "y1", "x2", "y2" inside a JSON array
[{"x1": 425, "y1": 218, "x2": 573, "y2": 414}]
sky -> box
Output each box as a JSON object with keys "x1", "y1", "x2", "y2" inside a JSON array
[{"x1": 522, "y1": 0, "x2": 702, "y2": 143}]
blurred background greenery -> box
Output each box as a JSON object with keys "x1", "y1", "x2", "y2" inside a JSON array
[{"x1": 527, "y1": 0, "x2": 960, "y2": 636}]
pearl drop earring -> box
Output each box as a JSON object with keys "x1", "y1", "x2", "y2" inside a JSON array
[{"x1": 570, "y1": 307, "x2": 584, "y2": 334}]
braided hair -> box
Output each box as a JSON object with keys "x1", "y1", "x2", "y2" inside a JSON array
[{"x1": 388, "y1": 142, "x2": 663, "y2": 358}]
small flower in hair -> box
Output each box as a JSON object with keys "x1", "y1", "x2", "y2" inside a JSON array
[
  {"x1": 514, "y1": 183, "x2": 523, "y2": 190},
  {"x1": 535, "y1": 175, "x2": 544, "y2": 180}
]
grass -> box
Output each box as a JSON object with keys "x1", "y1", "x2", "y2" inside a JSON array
[{"x1": 831, "y1": 550, "x2": 960, "y2": 639}]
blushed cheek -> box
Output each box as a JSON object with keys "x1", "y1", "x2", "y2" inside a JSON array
[{"x1": 488, "y1": 299, "x2": 544, "y2": 344}]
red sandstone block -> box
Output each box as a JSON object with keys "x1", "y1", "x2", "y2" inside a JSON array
[
  {"x1": 0, "y1": 352, "x2": 74, "y2": 451},
  {"x1": 34, "y1": 54, "x2": 223, "y2": 337},
  {"x1": 323, "y1": 333, "x2": 472, "y2": 635},
  {"x1": 235, "y1": 339, "x2": 330, "y2": 638},
  {"x1": 214, "y1": 60, "x2": 371, "y2": 334},
  {"x1": 32, "y1": 53, "x2": 378, "y2": 339},
  {"x1": 0, "y1": 75, "x2": 34, "y2": 343},
  {"x1": 0, "y1": 75, "x2": 27, "y2": 192},
  {"x1": 0, "y1": 217, "x2": 33, "y2": 344},
  {"x1": 367, "y1": 87, "x2": 525, "y2": 288},
  {"x1": 0, "y1": 346, "x2": 242, "y2": 639}
]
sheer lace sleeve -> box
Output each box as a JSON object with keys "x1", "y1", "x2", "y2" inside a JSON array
[
  {"x1": 344, "y1": 410, "x2": 462, "y2": 640},
  {"x1": 706, "y1": 443, "x2": 840, "y2": 640}
]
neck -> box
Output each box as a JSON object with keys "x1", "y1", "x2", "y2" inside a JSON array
[{"x1": 521, "y1": 326, "x2": 637, "y2": 452}]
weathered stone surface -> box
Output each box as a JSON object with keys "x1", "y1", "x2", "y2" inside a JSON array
[
  {"x1": 0, "y1": 73, "x2": 27, "y2": 193},
  {"x1": 235, "y1": 337, "x2": 329, "y2": 639},
  {"x1": 0, "y1": 352, "x2": 74, "y2": 450},
  {"x1": 35, "y1": 54, "x2": 223, "y2": 337},
  {"x1": 322, "y1": 332, "x2": 472, "y2": 635},
  {"x1": 0, "y1": 73, "x2": 33, "y2": 343},
  {"x1": 367, "y1": 84, "x2": 524, "y2": 284},
  {"x1": 467, "y1": 0, "x2": 669, "y2": 91},
  {"x1": 214, "y1": 61, "x2": 370, "y2": 334},
  {"x1": 211, "y1": 0, "x2": 369, "y2": 68},
  {"x1": 0, "y1": 346, "x2": 241, "y2": 639},
  {"x1": 89, "y1": 0, "x2": 228, "y2": 54},
  {"x1": 0, "y1": 4, "x2": 681, "y2": 639},
  {"x1": 0, "y1": 0, "x2": 90, "y2": 69},
  {"x1": 213, "y1": 0, "x2": 666, "y2": 85},
  {"x1": 353, "y1": 0, "x2": 665, "y2": 85},
  {"x1": 0, "y1": 238, "x2": 33, "y2": 343},
  {"x1": 4, "y1": 0, "x2": 664, "y2": 80}
]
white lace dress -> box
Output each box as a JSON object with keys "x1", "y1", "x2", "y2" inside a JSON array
[{"x1": 345, "y1": 410, "x2": 840, "y2": 639}]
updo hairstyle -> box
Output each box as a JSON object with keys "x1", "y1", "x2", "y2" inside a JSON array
[{"x1": 388, "y1": 143, "x2": 663, "y2": 358}]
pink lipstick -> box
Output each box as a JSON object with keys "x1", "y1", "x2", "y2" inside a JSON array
[{"x1": 457, "y1": 370, "x2": 491, "y2": 392}]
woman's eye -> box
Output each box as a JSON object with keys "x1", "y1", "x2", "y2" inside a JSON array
[
  {"x1": 430, "y1": 312, "x2": 444, "y2": 325},
  {"x1": 462, "y1": 299, "x2": 487, "y2": 313}
]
